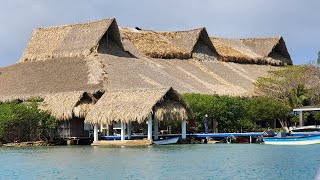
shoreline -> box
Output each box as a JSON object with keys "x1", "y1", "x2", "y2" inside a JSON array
[{"x1": 1, "y1": 141, "x2": 54, "y2": 147}]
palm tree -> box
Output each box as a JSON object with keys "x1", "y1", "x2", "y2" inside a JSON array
[{"x1": 288, "y1": 84, "x2": 310, "y2": 108}]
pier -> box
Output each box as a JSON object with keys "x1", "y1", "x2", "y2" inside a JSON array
[
  {"x1": 99, "y1": 131, "x2": 320, "y2": 144},
  {"x1": 101, "y1": 132, "x2": 263, "y2": 140},
  {"x1": 99, "y1": 132, "x2": 264, "y2": 144}
]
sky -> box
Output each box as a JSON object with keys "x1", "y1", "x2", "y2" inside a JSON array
[{"x1": 0, "y1": 0, "x2": 319, "y2": 67}]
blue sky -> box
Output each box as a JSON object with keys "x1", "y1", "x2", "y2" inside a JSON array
[{"x1": 1, "y1": 0, "x2": 319, "y2": 67}]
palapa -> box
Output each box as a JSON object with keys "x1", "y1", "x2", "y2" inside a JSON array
[
  {"x1": 85, "y1": 87, "x2": 192, "y2": 125},
  {"x1": 0, "y1": 18, "x2": 294, "y2": 104}
]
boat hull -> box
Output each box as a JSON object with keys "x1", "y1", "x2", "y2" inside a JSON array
[
  {"x1": 263, "y1": 135, "x2": 320, "y2": 145},
  {"x1": 153, "y1": 137, "x2": 180, "y2": 145}
]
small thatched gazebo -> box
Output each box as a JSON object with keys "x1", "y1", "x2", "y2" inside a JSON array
[
  {"x1": 40, "y1": 91, "x2": 98, "y2": 138},
  {"x1": 85, "y1": 87, "x2": 192, "y2": 142}
]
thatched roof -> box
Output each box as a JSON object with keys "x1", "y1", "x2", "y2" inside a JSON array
[
  {"x1": 85, "y1": 87, "x2": 192, "y2": 124},
  {"x1": 97, "y1": 54, "x2": 279, "y2": 96},
  {"x1": 20, "y1": 18, "x2": 125, "y2": 62},
  {"x1": 120, "y1": 27, "x2": 219, "y2": 60},
  {"x1": 211, "y1": 36, "x2": 292, "y2": 66},
  {"x1": 0, "y1": 57, "x2": 103, "y2": 102},
  {"x1": 0, "y1": 18, "x2": 289, "y2": 103},
  {"x1": 0, "y1": 52, "x2": 279, "y2": 103},
  {"x1": 39, "y1": 91, "x2": 97, "y2": 121}
]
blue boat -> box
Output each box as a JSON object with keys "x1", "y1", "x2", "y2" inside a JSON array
[{"x1": 263, "y1": 134, "x2": 320, "y2": 145}]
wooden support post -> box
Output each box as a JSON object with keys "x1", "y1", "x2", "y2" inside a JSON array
[
  {"x1": 100, "y1": 123, "x2": 103, "y2": 133},
  {"x1": 121, "y1": 122, "x2": 125, "y2": 141},
  {"x1": 154, "y1": 118, "x2": 158, "y2": 140},
  {"x1": 148, "y1": 113, "x2": 153, "y2": 140},
  {"x1": 106, "y1": 124, "x2": 110, "y2": 136},
  {"x1": 68, "y1": 120, "x2": 71, "y2": 138},
  {"x1": 94, "y1": 124, "x2": 98, "y2": 142},
  {"x1": 127, "y1": 122, "x2": 131, "y2": 140},
  {"x1": 299, "y1": 111, "x2": 304, "y2": 127},
  {"x1": 182, "y1": 119, "x2": 186, "y2": 139}
]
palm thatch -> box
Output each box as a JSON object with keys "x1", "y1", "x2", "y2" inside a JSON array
[
  {"x1": 0, "y1": 50, "x2": 280, "y2": 103},
  {"x1": 153, "y1": 100, "x2": 188, "y2": 121},
  {"x1": 98, "y1": 54, "x2": 279, "y2": 97},
  {"x1": 85, "y1": 87, "x2": 192, "y2": 125},
  {"x1": 211, "y1": 36, "x2": 292, "y2": 66},
  {"x1": 0, "y1": 18, "x2": 292, "y2": 103},
  {"x1": 20, "y1": 18, "x2": 125, "y2": 62},
  {"x1": 120, "y1": 27, "x2": 218, "y2": 60},
  {"x1": 0, "y1": 57, "x2": 103, "y2": 102},
  {"x1": 39, "y1": 91, "x2": 97, "y2": 121}
]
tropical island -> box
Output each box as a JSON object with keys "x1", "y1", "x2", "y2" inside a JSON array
[{"x1": 0, "y1": 18, "x2": 319, "y2": 146}]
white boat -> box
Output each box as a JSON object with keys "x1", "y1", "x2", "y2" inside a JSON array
[
  {"x1": 153, "y1": 137, "x2": 180, "y2": 145},
  {"x1": 263, "y1": 134, "x2": 320, "y2": 145},
  {"x1": 290, "y1": 125, "x2": 320, "y2": 132}
]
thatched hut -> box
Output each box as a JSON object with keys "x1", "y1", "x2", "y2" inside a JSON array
[
  {"x1": 85, "y1": 87, "x2": 193, "y2": 141},
  {"x1": 20, "y1": 18, "x2": 128, "y2": 63},
  {"x1": 39, "y1": 91, "x2": 99, "y2": 138},
  {"x1": 211, "y1": 36, "x2": 292, "y2": 66},
  {"x1": 120, "y1": 27, "x2": 219, "y2": 60}
]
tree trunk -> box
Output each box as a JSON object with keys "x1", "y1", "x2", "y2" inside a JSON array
[{"x1": 278, "y1": 118, "x2": 289, "y2": 132}]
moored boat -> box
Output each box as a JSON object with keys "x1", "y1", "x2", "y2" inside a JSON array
[
  {"x1": 153, "y1": 136, "x2": 180, "y2": 145},
  {"x1": 263, "y1": 134, "x2": 320, "y2": 145}
]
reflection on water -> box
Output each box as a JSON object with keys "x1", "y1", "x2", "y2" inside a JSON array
[{"x1": 1, "y1": 144, "x2": 320, "y2": 179}]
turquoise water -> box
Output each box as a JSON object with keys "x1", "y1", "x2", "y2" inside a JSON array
[{"x1": 1, "y1": 144, "x2": 320, "y2": 180}]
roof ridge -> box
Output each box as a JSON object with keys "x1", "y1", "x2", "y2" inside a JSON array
[
  {"x1": 35, "y1": 18, "x2": 115, "y2": 30},
  {"x1": 211, "y1": 36, "x2": 281, "y2": 40},
  {"x1": 120, "y1": 26, "x2": 204, "y2": 33}
]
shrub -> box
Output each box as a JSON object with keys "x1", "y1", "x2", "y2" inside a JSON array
[{"x1": 0, "y1": 101, "x2": 57, "y2": 143}]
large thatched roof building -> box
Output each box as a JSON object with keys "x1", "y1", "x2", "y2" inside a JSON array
[
  {"x1": 0, "y1": 17, "x2": 294, "y2": 140},
  {"x1": 0, "y1": 18, "x2": 291, "y2": 103},
  {"x1": 211, "y1": 37, "x2": 292, "y2": 66}
]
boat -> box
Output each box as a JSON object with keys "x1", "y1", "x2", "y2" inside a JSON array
[
  {"x1": 153, "y1": 136, "x2": 180, "y2": 145},
  {"x1": 263, "y1": 135, "x2": 320, "y2": 145},
  {"x1": 262, "y1": 131, "x2": 320, "y2": 145},
  {"x1": 290, "y1": 125, "x2": 320, "y2": 132}
]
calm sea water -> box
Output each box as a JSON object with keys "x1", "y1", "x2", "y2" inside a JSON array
[{"x1": 1, "y1": 144, "x2": 320, "y2": 180}]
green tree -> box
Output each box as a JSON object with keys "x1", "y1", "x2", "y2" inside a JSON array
[
  {"x1": 255, "y1": 65, "x2": 320, "y2": 108},
  {"x1": 243, "y1": 96, "x2": 290, "y2": 129},
  {"x1": 183, "y1": 93, "x2": 216, "y2": 132},
  {"x1": 183, "y1": 94, "x2": 245, "y2": 133},
  {"x1": 213, "y1": 95, "x2": 245, "y2": 132},
  {"x1": 0, "y1": 101, "x2": 57, "y2": 143}
]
